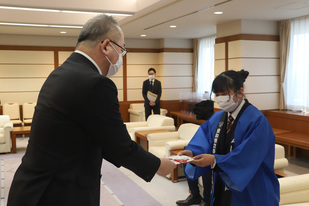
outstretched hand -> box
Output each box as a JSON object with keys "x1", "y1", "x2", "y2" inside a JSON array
[
  {"x1": 177, "y1": 150, "x2": 193, "y2": 157},
  {"x1": 156, "y1": 158, "x2": 177, "y2": 176},
  {"x1": 190, "y1": 154, "x2": 215, "y2": 167}
]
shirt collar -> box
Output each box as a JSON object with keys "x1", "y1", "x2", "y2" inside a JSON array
[
  {"x1": 74, "y1": 50, "x2": 102, "y2": 75},
  {"x1": 230, "y1": 97, "x2": 245, "y2": 120}
]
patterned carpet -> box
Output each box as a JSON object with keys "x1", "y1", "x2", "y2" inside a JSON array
[{"x1": 0, "y1": 156, "x2": 162, "y2": 206}]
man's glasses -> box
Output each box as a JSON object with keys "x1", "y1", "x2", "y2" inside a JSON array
[{"x1": 110, "y1": 40, "x2": 128, "y2": 56}]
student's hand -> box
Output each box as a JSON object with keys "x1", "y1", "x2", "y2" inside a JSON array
[
  {"x1": 149, "y1": 102, "x2": 156, "y2": 106},
  {"x1": 156, "y1": 158, "x2": 177, "y2": 176},
  {"x1": 177, "y1": 150, "x2": 193, "y2": 157},
  {"x1": 190, "y1": 154, "x2": 215, "y2": 167}
]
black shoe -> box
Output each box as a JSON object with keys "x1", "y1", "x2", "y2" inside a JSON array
[
  {"x1": 176, "y1": 194, "x2": 201, "y2": 206},
  {"x1": 199, "y1": 200, "x2": 210, "y2": 206}
]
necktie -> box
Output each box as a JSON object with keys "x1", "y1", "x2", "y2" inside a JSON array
[
  {"x1": 226, "y1": 115, "x2": 234, "y2": 134},
  {"x1": 150, "y1": 80, "x2": 153, "y2": 91}
]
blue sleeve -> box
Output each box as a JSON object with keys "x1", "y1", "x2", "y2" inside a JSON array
[
  {"x1": 184, "y1": 111, "x2": 224, "y2": 180},
  {"x1": 215, "y1": 107, "x2": 275, "y2": 192}
]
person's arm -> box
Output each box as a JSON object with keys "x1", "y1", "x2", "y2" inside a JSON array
[
  {"x1": 142, "y1": 80, "x2": 148, "y2": 102},
  {"x1": 83, "y1": 77, "x2": 174, "y2": 181}
]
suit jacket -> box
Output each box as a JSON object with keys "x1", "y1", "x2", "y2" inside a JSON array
[
  {"x1": 7, "y1": 53, "x2": 160, "y2": 206},
  {"x1": 142, "y1": 79, "x2": 162, "y2": 107}
]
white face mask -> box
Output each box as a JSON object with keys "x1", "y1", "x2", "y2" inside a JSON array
[
  {"x1": 148, "y1": 75, "x2": 155, "y2": 80},
  {"x1": 105, "y1": 43, "x2": 123, "y2": 77},
  {"x1": 216, "y1": 93, "x2": 239, "y2": 112}
]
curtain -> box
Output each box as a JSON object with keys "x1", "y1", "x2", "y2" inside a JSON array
[
  {"x1": 279, "y1": 20, "x2": 290, "y2": 110},
  {"x1": 285, "y1": 15, "x2": 309, "y2": 113},
  {"x1": 192, "y1": 38, "x2": 199, "y2": 92},
  {"x1": 195, "y1": 35, "x2": 216, "y2": 95}
]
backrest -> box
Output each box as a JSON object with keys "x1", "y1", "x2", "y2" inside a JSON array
[
  {"x1": 130, "y1": 103, "x2": 144, "y2": 111},
  {"x1": 0, "y1": 115, "x2": 11, "y2": 127},
  {"x1": 3, "y1": 103, "x2": 20, "y2": 120},
  {"x1": 23, "y1": 102, "x2": 36, "y2": 119},
  {"x1": 178, "y1": 123, "x2": 200, "y2": 140},
  {"x1": 147, "y1": 115, "x2": 174, "y2": 127}
]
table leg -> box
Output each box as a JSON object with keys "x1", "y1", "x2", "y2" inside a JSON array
[
  {"x1": 11, "y1": 132, "x2": 17, "y2": 153},
  {"x1": 171, "y1": 165, "x2": 178, "y2": 183}
]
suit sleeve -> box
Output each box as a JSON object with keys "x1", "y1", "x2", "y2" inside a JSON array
[
  {"x1": 83, "y1": 77, "x2": 160, "y2": 182},
  {"x1": 142, "y1": 81, "x2": 149, "y2": 104},
  {"x1": 155, "y1": 81, "x2": 162, "y2": 103}
]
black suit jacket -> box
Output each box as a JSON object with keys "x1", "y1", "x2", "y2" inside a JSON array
[
  {"x1": 8, "y1": 53, "x2": 160, "y2": 206},
  {"x1": 142, "y1": 79, "x2": 162, "y2": 107}
]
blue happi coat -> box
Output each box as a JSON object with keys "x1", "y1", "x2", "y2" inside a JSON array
[{"x1": 185, "y1": 104, "x2": 280, "y2": 206}]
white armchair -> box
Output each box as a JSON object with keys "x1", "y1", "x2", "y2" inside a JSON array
[
  {"x1": 3, "y1": 102, "x2": 22, "y2": 126},
  {"x1": 22, "y1": 102, "x2": 36, "y2": 125},
  {"x1": 125, "y1": 114, "x2": 176, "y2": 141},
  {"x1": 274, "y1": 144, "x2": 289, "y2": 172},
  {"x1": 147, "y1": 123, "x2": 199, "y2": 180},
  {"x1": 146, "y1": 123, "x2": 200, "y2": 158},
  {"x1": 128, "y1": 103, "x2": 168, "y2": 122},
  {"x1": 279, "y1": 173, "x2": 309, "y2": 205},
  {"x1": 0, "y1": 115, "x2": 13, "y2": 153}
]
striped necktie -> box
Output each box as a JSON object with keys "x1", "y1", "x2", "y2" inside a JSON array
[{"x1": 226, "y1": 115, "x2": 234, "y2": 134}]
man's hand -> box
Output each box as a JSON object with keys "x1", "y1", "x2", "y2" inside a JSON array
[
  {"x1": 190, "y1": 154, "x2": 215, "y2": 167},
  {"x1": 156, "y1": 158, "x2": 177, "y2": 176},
  {"x1": 149, "y1": 101, "x2": 156, "y2": 106},
  {"x1": 177, "y1": 150, "x2": 193, "y2": 157}
]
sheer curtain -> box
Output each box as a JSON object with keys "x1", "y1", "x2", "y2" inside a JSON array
[
  {"x1": 285, "y1": 15, "x2": 309, "y2": 113},
  {"x1": 195, "y1": 35, "x2": 216, "y2": 95}
]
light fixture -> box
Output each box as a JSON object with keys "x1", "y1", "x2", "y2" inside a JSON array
[
  {"x1": 140, "y1": 34, "x2": 147, "y2": 37},
  {"x1": 214, "y1": 11, "x2": 223, "y2": 14},
  {"x1": 169, "y1": 25, "x2": 177, "y2": 28},
  {"x1": 0, "y1": 22, "x2": 83, "y2": 29},
  {"x1": 0, "y1": 5, "x2": 134, "y2": 16},
  {"x1": 60, "y1": 31, "x2": 67, "y2": 34}
]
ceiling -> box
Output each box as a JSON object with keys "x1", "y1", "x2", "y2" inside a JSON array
[{"x1": 0, "y1": 0, "x2": 309, "y2": 39}]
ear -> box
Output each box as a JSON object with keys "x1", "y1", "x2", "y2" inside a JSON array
[
  {"x1": 238, "y1": 87, "x2": 244, "y2": 97},
  {"x1": 100, "y1": 39, "x2": 110, "y2": 55}
]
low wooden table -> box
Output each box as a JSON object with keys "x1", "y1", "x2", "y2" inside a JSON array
[
  {"x1": 170, "y1": 149, "x2": 184, "y2": 183},
  {"x1": 275, "y1": 132, "x2": 309, "y2": 157},
  {"x1": 10, "y1": 126, "x2": 31, "y2": 153},
  {"x1": 135, "y1": 130, "x2": 169, "y2": 151},
  {"x1": 272, "y1": 128, "x2": 291, "y2": 135}
]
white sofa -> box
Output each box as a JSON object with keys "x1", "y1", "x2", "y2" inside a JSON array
[
  {"x1": 125, "y1": 114, "x2": 176, "y2": 141},
  {"x1": 0, "y1": 115, "x2": 13, "y2": 153},
  {"x1": 128, "y1": 103, "x2": 168, "y2": 122},
  {"x1": 279, "y1": 173, "x2": 309, "y2": 205}
]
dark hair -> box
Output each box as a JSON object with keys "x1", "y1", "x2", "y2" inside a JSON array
[
  {"x1": 76, "y1": 14, "x2": 119, "y2": 46},
  {"x1": 148, "y1": 68, "x2": 156, "y2": 74},
  {"x1": 211, "y1": 69, "x2": 249, "y2": 95}
]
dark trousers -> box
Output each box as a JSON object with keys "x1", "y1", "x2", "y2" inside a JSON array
[
  {"x1": 187, "y1": 170, "x2": 212, "y2": 204},
  {"x1": 145, "y1": 105, "x2": 160, "y2": 120}
]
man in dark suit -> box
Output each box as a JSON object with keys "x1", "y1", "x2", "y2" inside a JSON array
[
  {"x1": 142, "y1": 68, "x2": 162, "y2": 120},
  {"x1": 7, "y1": 15, "x2": 175, "y2": 206}
]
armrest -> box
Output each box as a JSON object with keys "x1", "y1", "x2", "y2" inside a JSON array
[
  {"x1": 4, "y1": 122, "x2": 13, "y2": 131},
  {"x1": 125, "y1": 121, "x2": 148, "y2": 128},
  {"x1": 165, "y1": 139, "x2": 190, "y2": 157},
  {"x1": 128, "y1": 109, "x2": 143, "y2": 115},
  {"x1": 166, "y1": 139, "x2": 190, "y2": 150},
  {"x1": 279, "y1": 174, "x2": 309, "y2": 205},
  {"x1": 147, "y1": 132, "x2": 179, "y2": 147},
  {"x1": 147, "y1": 132, "x2": 179, "y2": 141}
]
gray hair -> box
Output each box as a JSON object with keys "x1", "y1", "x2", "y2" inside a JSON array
[{"x1": 76, "y1": 14, "x2": 120, "y2": 47}]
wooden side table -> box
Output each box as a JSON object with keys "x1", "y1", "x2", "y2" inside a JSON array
[
  {"x1": 170, "y1": 149, "x2": 184, "y2": 183},
  {"x1": 10, "y1": 126, "x2": 31, "y2": 153},
  {"x1": 135, "y1": 130, "x2": 169, "y2": 151}
]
